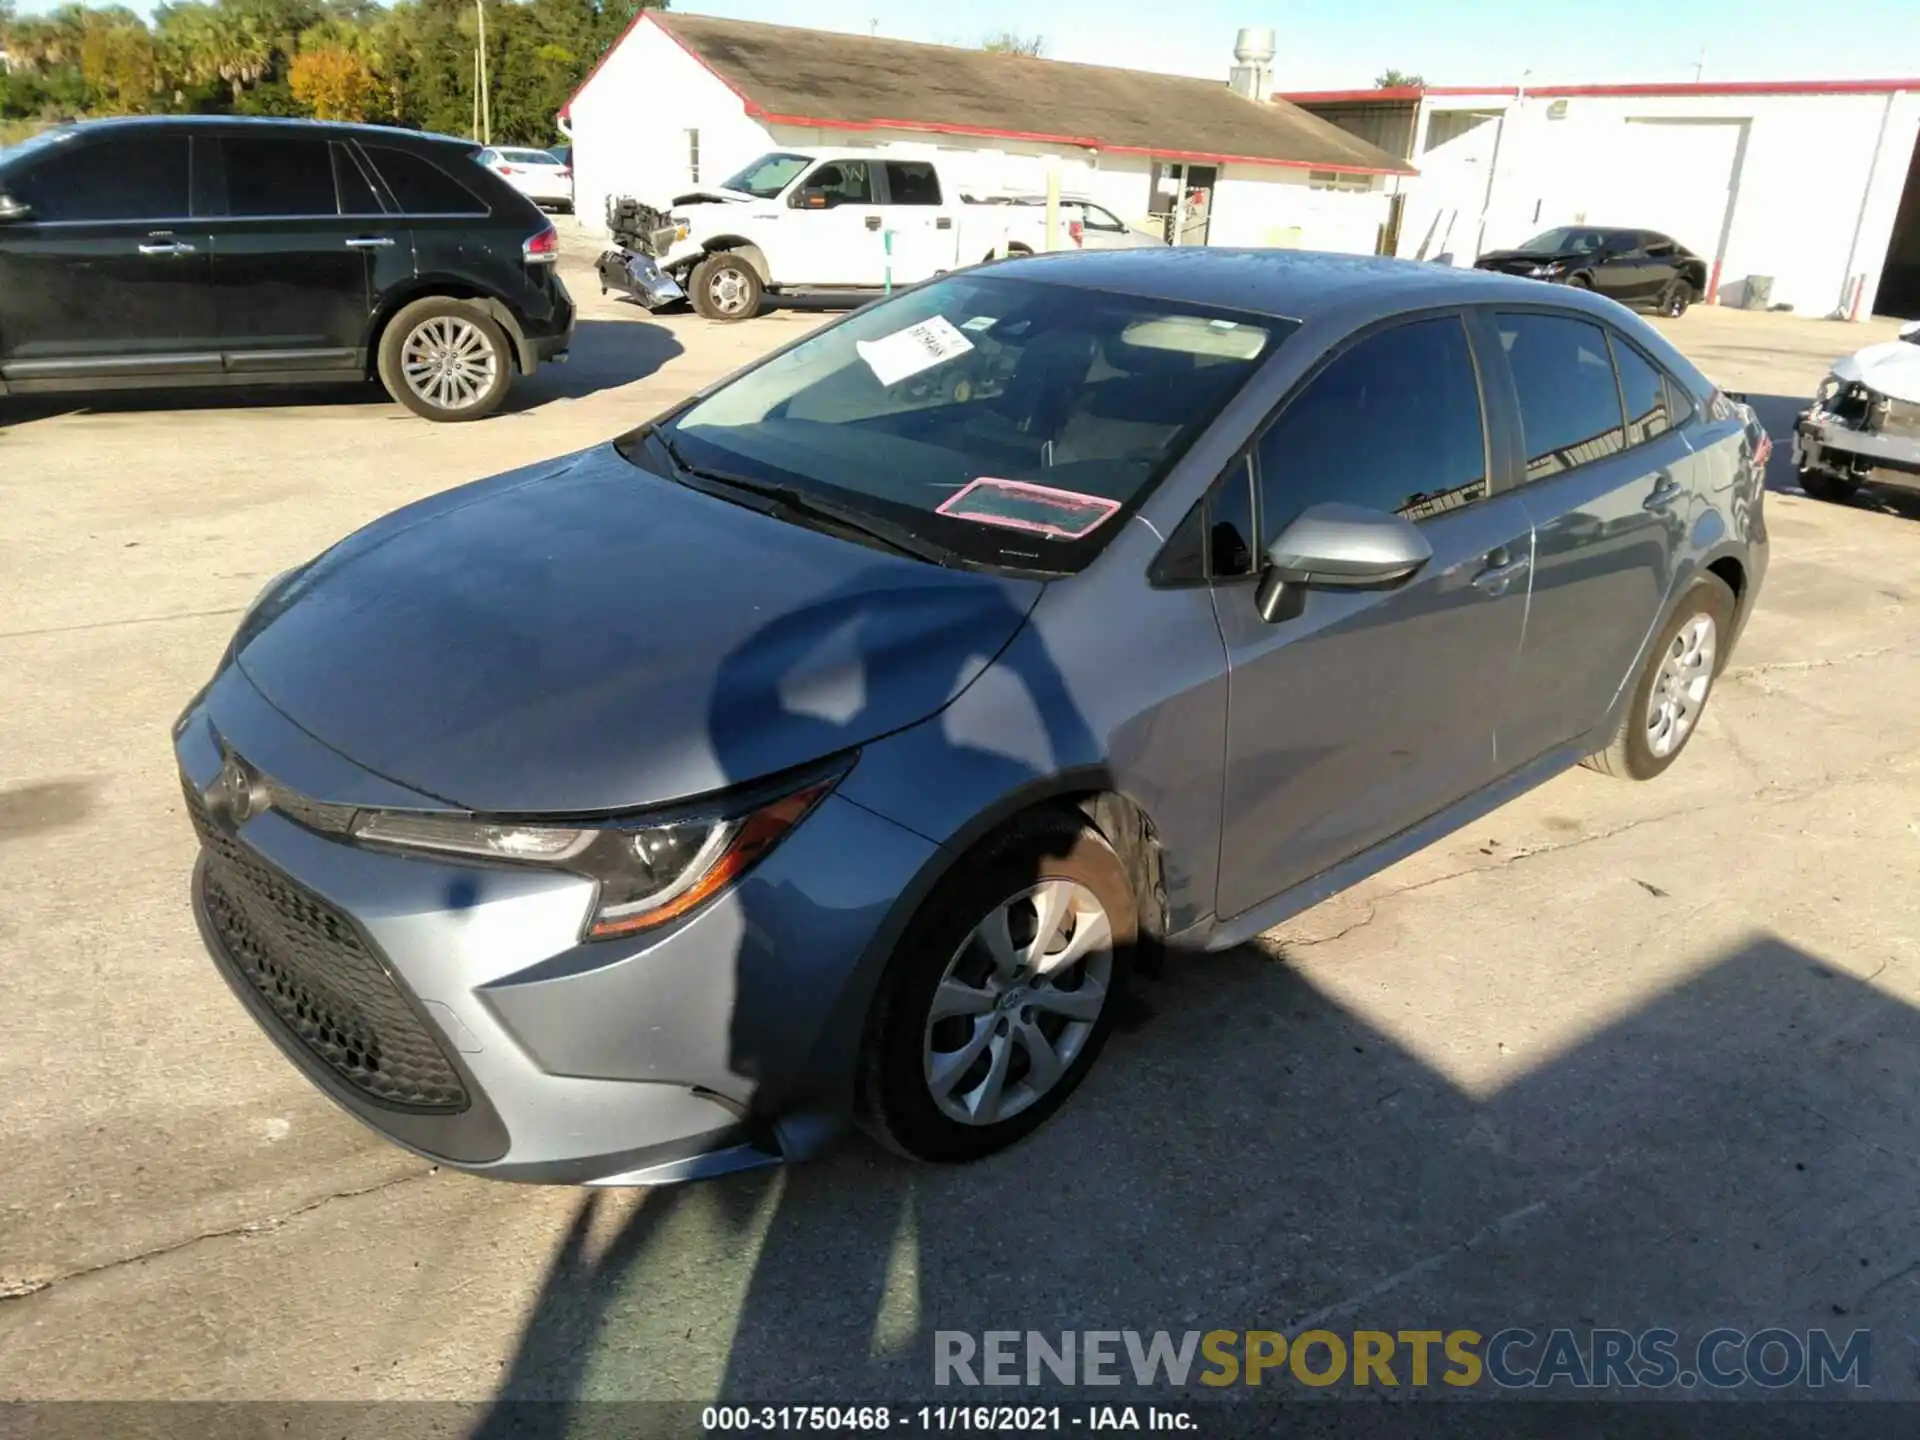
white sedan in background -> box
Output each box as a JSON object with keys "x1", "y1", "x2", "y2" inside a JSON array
[
  {"x1": 478, "y1": 147, "x2": 573, "y2": 212},
  {"x1": 988, "y1": 195, "x2": 1167, "y2": 252}
]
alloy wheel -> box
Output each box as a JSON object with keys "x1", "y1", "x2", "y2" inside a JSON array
[
  {"x1": 1646, "y1": 613, "x2": 1716, "y2": 758},
  {"x1": 400, "y1": 316, "x2": 498, "y2": 413},
  {"x1": 707, "y1": 267, "x2": 752, "y2": 316},
  {"x1": 922, "y1": 879, "x2": 1115, "y2": 1127}
]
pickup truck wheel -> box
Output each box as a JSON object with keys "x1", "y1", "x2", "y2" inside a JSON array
[
  {"x1": 1582, "y1": 574, "x2": 1735, "y2": 781},
  {"x1": 376, "y1": 297, "x2": 513, "y2": 422},
  {"x1": 691, "y1": 253, "x2": 763, "y2": 321},
  {"x1": 1656, "y1": 281, "x2": 1690, "y2": 317},
  {"x1": 1798, "y1": 467, "x2": 1858, "y2": 503}
]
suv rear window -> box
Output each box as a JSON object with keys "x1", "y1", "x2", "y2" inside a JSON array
[
  {"x1": 362, "y1": 145, "x2": 488, "y2": 216},
  {"x1": 8, "y1": 134, "x2": 190, "y2": 222}
]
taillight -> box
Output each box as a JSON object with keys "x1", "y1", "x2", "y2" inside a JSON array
[
  {"x1": 523, "y1": 224, "x2": 559, "y2": 265},
  {"x1": 559, "y1": 167, "x2": 572, "y2": 180},
  {"x1": 497, "y1": 164, "x2": 519, "y2": 175},
  {"x1": 1068, "y1": 219, "x2": 1084, "y2": 247}
]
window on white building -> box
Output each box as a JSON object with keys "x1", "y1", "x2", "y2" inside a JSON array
[
  {"x1": 686, "y1": 128, "x2": 700, "y2": 184},
  {"x1": 1308, "y1": 170, "x2": 1372, "y2": 192}
]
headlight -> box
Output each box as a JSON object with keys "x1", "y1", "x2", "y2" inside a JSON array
[
  {"x1": 1530, "y1": 261, "x2": 1566, "y2": 277},
  {"x1": 350, "y1": 767, "x2": 845, "y2": 940},
  {"x1": 1816, "y1": 375, "x2": 1840, "y2": 405}
]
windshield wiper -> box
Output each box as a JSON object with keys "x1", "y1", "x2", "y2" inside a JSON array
[{"x1": 646, "y1": 428, "x2": 962, "y2": 567}]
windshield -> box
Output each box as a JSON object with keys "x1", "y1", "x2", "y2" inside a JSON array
[
  {"x1": 1517, "y1": 227, "x2": 1609, "y2": 255},
  {"x1": 717, "y1": 152, "x2": 813, "y2": 199},
  {"x1": 0, "y1": 126, "x2": 72, "y2": 169},
  {"x1": 660, "y1": 273, "x2": 1291, "y2": 572},
  {"x1": 501, "y1": 148, "x2": 560, "y2": 165}
]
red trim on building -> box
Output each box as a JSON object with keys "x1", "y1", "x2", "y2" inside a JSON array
[
  {"x1": 1281, "y1": 78, "x2": 1920, "y2": 105},
  {"x1": 561, "y1": 13, "x2": 1410, "y2": 174},
  {"x1": 748, "y1": 109, "x2": 1409, "y2": 173}
]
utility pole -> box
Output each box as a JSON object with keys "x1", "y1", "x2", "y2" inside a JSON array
[
  {"x1": 471, "y1": 46, "x2": 480, "y2": 140},
  {"x1": 1694, "y1": 46, "x2": 1706, "y2": 82},
  {"x1": 477, "y1": 0, "x2": 491, "y2": 145}
]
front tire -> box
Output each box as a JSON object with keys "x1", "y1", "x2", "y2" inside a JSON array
[
  {"x1": 690, "y1": 251, "x2": 764, "y2": 321},
  {"x1": 1656, "y1": 281, "x2": 1691, "y2": 317},
  {"x1": 376, "y1": 297, "x2": 513, "y2": 422},
  {"x1": 857, "y1": 812, "x2": 1136, "y2": 1163},
  {"x1": 1583, "y1": 574, "x2": 1736, "y2": 781}
]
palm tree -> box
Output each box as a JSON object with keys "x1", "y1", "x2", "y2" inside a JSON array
[{"x1": 157, "y1": 1, "x2": 272, "y2": 102}]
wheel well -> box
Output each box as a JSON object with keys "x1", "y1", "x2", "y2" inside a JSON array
[
  {"x1": 699, "y1": 239, "x2": 770, "y2": 284},
  {"x1": 366, "y1": 285, "x2": 522, "y2": 375},
  {"x1": 1706, "y1": 556, "x2": 1745, "y2": 606}
]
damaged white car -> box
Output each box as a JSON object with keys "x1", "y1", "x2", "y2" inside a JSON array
[{"x1": 1794, "y1": 320, "x2": 1920, "y2": 504}]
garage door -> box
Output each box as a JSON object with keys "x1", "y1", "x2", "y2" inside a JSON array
[{"x1": 1598, "y1": 118, "x2": 1746, "y2": 268}]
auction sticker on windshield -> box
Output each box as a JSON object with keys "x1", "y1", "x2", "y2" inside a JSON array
[
  {"x1": 935, "y1": 478, "x2": 1122, "y2": 541},
  {"x1": 856, "y1": 316, "x2": 975, "y2": 386}
]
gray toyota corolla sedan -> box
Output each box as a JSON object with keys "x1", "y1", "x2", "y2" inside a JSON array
[{"x1": 175, "y1": 250, "x2": 1768, "y2": 1184}]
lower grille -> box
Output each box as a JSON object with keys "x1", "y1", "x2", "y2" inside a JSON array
[{"x1": 185, "y1": 777, "x2": 469, "y2": 1112}]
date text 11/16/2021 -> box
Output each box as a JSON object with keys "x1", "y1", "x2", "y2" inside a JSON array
[{"x1": 701, "y1": 1405, "x2": 1194, "y2": 1432}]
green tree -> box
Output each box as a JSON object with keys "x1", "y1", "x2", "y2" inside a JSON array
[
  {"x1": 981, "y1": 30, "x2": 1043, "y2": 57},
  {"x1": 1375, "y1": 68, "x2": 1426, "y2": 88}
]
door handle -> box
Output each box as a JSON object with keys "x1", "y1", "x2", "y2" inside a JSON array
[
  {"x1": 864, "y1": 215, "x2": 883, "y2": 231},
  {"x1": 344, "y1": 236, "x2": 396, "y2": 249},
  {"x1": 936, "y1": 216, "x2": 953, "y2": 230},
  {"x1": 1471, "y1": 552, "x2": 1531, "y2": 595},
  {"x1": 137, "y1": 242, "x2": 194, "y2": 257},
  {"x1": 1643, "y1": 475, "x2": 1685, "y2": 511}
]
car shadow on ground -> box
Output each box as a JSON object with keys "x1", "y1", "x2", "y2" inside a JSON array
[
  {"x1": 1736, "y1": 391, "x2": 1920, "y2": 520},
  {"x1": 467, "y1": 925, "x2": 1916, "y2": 1426},
  {"x1": 0, "y1": 317, "x2": 682, "y2": 426}
]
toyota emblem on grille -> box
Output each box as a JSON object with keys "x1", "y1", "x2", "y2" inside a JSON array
[{"x1": 205, "y1": 755, "x2": 262, "y2": 829}]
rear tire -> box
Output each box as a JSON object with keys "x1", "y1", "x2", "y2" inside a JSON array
[
  {"x1": 690, "y1": 251, "x2": 763, "y2": 321},
  {"x1": 857, "y1": 812, "x2": 1136, "y2": 1163},
  {"x1": 1798, "y1": 467, "x2": 1858, "y2": 503},
  {"x1": 1583, "y1": 574, "x2": 1736, "y2": 781},
  {"x1": 1656, "y1": 281, "x2": 1690, "y2": 317},
  {"x1": 376, "y1": 297, "x2": 513, "y2": 422}
]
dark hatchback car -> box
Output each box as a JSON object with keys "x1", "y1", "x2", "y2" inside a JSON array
[
  {"x1": 0, "y1": 116, "x2": 574, "y2": 420},
  {"x1": 1476, "y1": 227, "x2": 1708, "y2": 318}
]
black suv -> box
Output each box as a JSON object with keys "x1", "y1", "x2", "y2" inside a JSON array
[{"x1": 0, "y1": 116, "x2": 574, "y2": 421}]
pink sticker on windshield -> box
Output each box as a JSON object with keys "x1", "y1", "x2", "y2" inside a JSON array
[{"x1": 935, "y1": 478, "x2": 1122, "y2": 541}]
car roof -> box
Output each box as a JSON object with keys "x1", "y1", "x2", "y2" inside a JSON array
[
  {"x1": 987, "y1": 247, "x2": 1611, "y2": 323},
  {"x1": 28, "y1": 115, "x2": 476, "y2": 149}
]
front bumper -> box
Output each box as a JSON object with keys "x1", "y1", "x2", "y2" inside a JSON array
[
  {"x1": 1793, "y1": 408, "x2": 1920, "y2": 492},
  {"x1": 596, "y1": 248, "x2": 687, "y2": 310},
  {"x1": 174, "y1": 666, "x2": 935, "y2": 1183}
]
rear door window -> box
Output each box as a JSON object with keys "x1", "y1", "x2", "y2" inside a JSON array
[
  {"x1": 362, "y1": 145, "x2": 489, "y2": 216},
  {"x1": 333, "y1": 144, "x2": 386, "y2": 216},
  {"x1": 1495, "y1": 312, "x2": 1628, "y2": 479},
  {"x1": 9, "y1": 134, "x2": 190, "y2": 222},
  {"x1": 1610, "y1": 335, "x2": 1677, "y2": 446},
  {"x1": 1256, "y1": 314, "x2": 1490, "y2": 539},
  {"x1": 221, "y1": 136, "x2": 339, "y2": 217},
  {"x1": 883, "y1": 162, "x2": 942, "y2": 205}
]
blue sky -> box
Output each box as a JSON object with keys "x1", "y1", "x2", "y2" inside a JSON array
[{"x1": 15, "y1": 0, "x2": 1920, "y2": 88}]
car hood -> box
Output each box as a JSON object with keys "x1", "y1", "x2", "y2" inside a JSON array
[
  {"x1": 233, "y1": 445, "x2": 1044, "y2": 815},
  {"x1": 1833, "y1": 338, "x2": 1920, "y2": 405},
  {"x1": 671, "y1": 188, "x2": 759, "y2": 208},
  {"x1": 1477, "y1": 249, "x2": 1582, "y2": 268}
]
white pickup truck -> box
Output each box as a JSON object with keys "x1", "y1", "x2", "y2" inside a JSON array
[{"x1": 615, "y1": 148, "x2": 1034, "y2": 321}]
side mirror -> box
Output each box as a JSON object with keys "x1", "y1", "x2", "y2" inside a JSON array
[
  {"x1": 1254, "y1": 502, "x2": 1432, "y2": 622},
  {"x1": 792, "y1": 186, "x2": 830, "y2": 210},
  {"x1": 0, "y1": 192, "x2": 30, "y2": 222}
]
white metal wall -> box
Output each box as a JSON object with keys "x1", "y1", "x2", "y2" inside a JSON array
[{"x1": 1412, "y1": 88, "x2": 1920, "y2": 318}]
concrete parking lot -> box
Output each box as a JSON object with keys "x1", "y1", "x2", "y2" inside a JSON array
[{"x1": 2, "y1": 250, "x2": 1917, "y2": 1405}]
